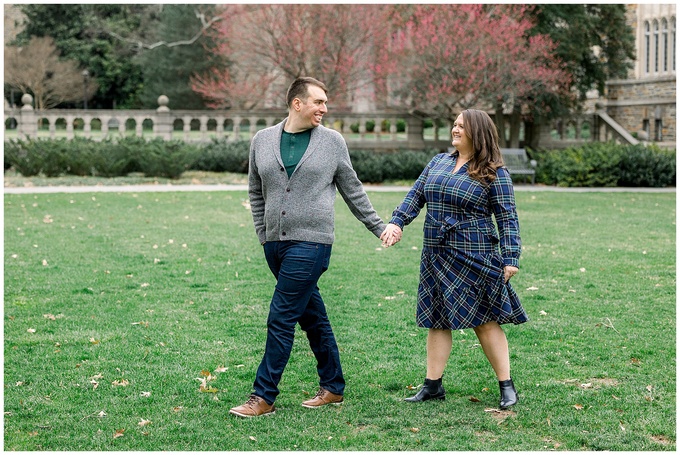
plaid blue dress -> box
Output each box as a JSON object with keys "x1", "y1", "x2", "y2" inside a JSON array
[{"x1": 389, "y1": 152, "x2": 529, "y2": 330}]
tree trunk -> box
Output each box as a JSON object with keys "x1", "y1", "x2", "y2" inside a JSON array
[
  {"x1": 494, "y1": 100, "x2": 507, "y2": 148},
  {"x1": 509, "y1": 105, "x2": 521, "y2": 148},
  {"x1": 526, "y1": 117, "x2": 542, "y2": 150}
]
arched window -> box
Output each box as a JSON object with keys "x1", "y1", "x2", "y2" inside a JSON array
[
  {"x1": 644, "y1": 21, "x2": 651, "y2": 74},
  {"x1": 661, "y1": 19, "x2": 668, "y2": 72},
  {"x1": 672, "y1": 17, "x2": 676, "y2": 72},
  {"x1": 653, "y1": 20, "x2": 659, "y2": 73}
]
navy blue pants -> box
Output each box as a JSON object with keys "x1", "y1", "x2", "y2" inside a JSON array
[{"x1": 253, "y1": 241, "x2": 345, "y2": 405}]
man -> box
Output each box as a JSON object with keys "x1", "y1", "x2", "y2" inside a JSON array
[{"x1": 229, "y1": 77, "x2": 387, "y2": 418}]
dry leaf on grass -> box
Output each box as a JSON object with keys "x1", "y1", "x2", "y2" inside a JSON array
[
  {"x1": 112, "y1": 379, "x2": 129, "y2": 387},
  {"x1": 113, "y1": 429, "x2": 125, "y2": 439},
  {"x1": 573, "y1": 404, "x2": 584, "y2": 410},
  {"x1": 138, "y1": 418, "x2": 152, "y2": 427}
]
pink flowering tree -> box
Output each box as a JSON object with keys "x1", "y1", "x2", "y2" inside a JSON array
[
  {"x1": 374, "y1": 4, "x2": 572, "y2": 145},
  {"x1": 192, "y1": 4, "x2": 393, "y2": 110}
]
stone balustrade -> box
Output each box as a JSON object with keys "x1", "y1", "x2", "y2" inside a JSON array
[
  {"x1": 4, "y1": 94, "x2": 452, "y2": 151},
  {"x1": 5, "y1": 94, "x2": 640, "y2": 150}
]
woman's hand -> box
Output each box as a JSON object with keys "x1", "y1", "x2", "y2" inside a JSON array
[
  {"x1": 380, "y1": 223, "x2": 403, "y2": 248},
  {"x1": 503, "y1": 265, "x2": 518, "y2": 282}
]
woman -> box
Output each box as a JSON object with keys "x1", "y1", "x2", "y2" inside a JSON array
[{"x1": 380, "y1": 109, "x2": 528, "y2": 409}]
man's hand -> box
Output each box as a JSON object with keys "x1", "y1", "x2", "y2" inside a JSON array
[{"x1": 380, "y1": 223, "x2": 403, "y2": 248}]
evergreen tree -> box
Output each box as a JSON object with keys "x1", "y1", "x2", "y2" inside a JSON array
[
  {"x1": 16, "y1": 4, "x2": 150, "y2": 108},
  {"x1": 137, "y1": 5, "x2": 227, "y2": 110},
  {"x1": 531, "y1": 4, "x2": 636, "y2": 102}
]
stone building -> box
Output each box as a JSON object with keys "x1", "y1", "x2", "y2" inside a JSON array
[{"x1": 604, "y1": 4, "x2": 676, "y2": 147}]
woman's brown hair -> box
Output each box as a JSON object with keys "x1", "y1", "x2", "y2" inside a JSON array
[{"x1": 456, "y1": 109, "x2": 504, "y2": 184}]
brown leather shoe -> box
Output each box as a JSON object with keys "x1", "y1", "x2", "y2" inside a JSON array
[
  {"x1": 229, "y1": 395, "x2": 275, "y2": 418},
  {"x1": 301, "y1": 387, "x2": 344, "y2": 408}
]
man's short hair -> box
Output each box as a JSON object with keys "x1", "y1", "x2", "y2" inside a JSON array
[{"x1": 286, "y1": 77, "x2": 328, "y2": 108}]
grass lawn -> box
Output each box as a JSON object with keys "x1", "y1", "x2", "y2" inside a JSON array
[{"x1": 3, "y1": 188, "x2": 676, "y2": 450}]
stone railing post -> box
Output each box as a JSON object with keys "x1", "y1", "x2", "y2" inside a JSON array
[
  {"x1": 18, "y1": 94, "x2": 37, "y2": 139},
  {"x1": 406, "y1": 115, "x2": 425, "y2": 149},
  {"x1": 154, "y1": 95, "x2": 172, "y2": 140}
]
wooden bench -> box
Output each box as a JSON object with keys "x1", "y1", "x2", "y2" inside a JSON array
[{"x1": 501, "y1": 148, "x2": 536, "y2": 184}]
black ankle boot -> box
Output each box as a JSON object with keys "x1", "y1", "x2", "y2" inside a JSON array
[
  {"x1": 499, "y1": 378, "x2": 518, "y2": 409},
  {"x1": 405, "y1": 377, "x2": 446, "y2": 402}
]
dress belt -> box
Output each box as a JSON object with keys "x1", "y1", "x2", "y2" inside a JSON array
[{"x1": 426, "y1": 212, "x2": 492, "y2": 244}]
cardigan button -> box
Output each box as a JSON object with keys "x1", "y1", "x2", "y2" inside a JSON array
[
  {"x1": 282, "y1": 232, "x2": 286, "y2": 236},
  {"x1": 281, "y1": 211, "x2": 286, "y2": 215},
  {"x1": 286, "y1": 188, "x2": 291, "y2": 192}
]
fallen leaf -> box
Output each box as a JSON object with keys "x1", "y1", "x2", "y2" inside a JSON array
[
  {"x1": 89, "y1": 338, "x2": 100, "y2": 345},
  {"x1": 90, "y1": 379, "x2": 99, "y2": 390},
  {"x1": 112, "y1": 379, "x2": 129, "y2": 387},
  {"x1": 484, "y1": 408, "x2": 502, "y2": 413},
  {"x1": 410, "y1": 427, "x2": 420, "y2": 433},
  {"x1": 98, "y1": 411, "x2": 107, "y2": 418},
  {"x1": 646, "y1": 385, "x2": 653, "y2": 392},
  {"x1": 249, "y1": 436, "x2": 257, "y2": 441},
  {"x1": 619, "y1": 421, "x2": 625, "y2": 432},
  {"x1": 140, "y1": 391, "x2": 151, "y2": 397},
  {"x1": 214, "y1": 366, "x2": 228, "y2": 373},
  {"x1": 200, "y1": 370, "x2": 212, "y2": 377},
  {"x1": 173, "y1": 406, "x2": 183, "y2": 412},
  {"x1": 27, "y1": 328, "x2": 36, "y2": 333},
  {"x1": 42, "y1": 259, "x2": 48, "y2": 266},
  {"x1": 199, "y1": 385, "x2": 218, "y2": 393},
  {"x1": 138, "y1": 418, "x2": 152, "y2": 427},
  {"x1": 580, "y1": 383, "x2": 593, "y2": 389},
  {"x1": 539, "y1": 310, "x2": 548, "y2": 315},
  {"x1": 469, "y1": 396, "x2": 481, "y2": 402},
  {"x1": 43, "y1": 314, "x2": 56, "y2": 320},
  {"x1": 526, "y1": 286, "x2": 539, "y2": 291},
  {"x1": 113, "y1": 429, "x2": 125, "y2": 439},
  {"x1": 579, "y1": 268, "x2": 586, "y2": 272},
  {"x1": 573, "y1": 404, "x2": 584, "y2": 410}
]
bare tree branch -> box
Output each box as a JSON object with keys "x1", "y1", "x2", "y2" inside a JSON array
[{"x1": 106, "y1": 11, "x2": 221, "y2": 51}]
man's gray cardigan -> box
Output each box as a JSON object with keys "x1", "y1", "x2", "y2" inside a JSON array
[{"x1": 248, "y1": 119, "x2": 386, "y2": 245}]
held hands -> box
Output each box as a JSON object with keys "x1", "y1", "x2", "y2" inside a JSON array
[
  {"x1": 380, "y1": 223, "x2": 403, "y2": 248},
  {"x1": 503, "y1": 265, "x2": 518, "y2": 282}
]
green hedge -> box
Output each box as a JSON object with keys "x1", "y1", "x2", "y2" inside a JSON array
[
  {"x1": 4, "y1": 137, "x2": 675, "y2": 188},
  {"x1": 4, "y1": 137, "x2": 199, "y2": 179},
  {"x1": 533, "y1": 142, "x2": 676, "y2": 188},
  {"x1": 350, "y1": 148, "x2": 438, "y2": 183}
]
